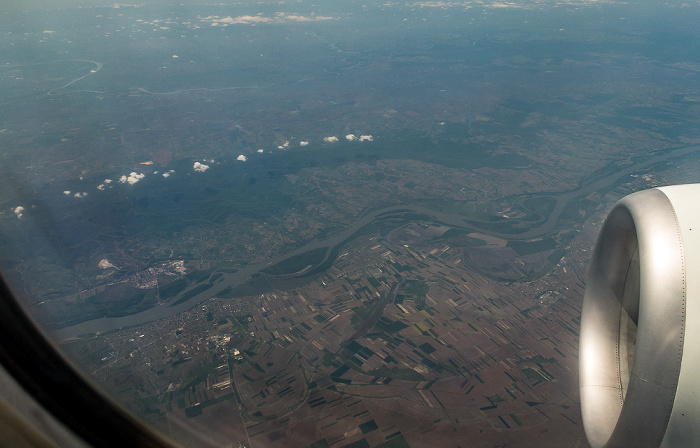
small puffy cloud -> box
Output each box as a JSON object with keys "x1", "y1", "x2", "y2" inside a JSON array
[
  {"x1": 104, "y1": 179, "x2": 113, "y2": 184},
  {"x1": 74, "y1": 192, "x2": 88, "y2": 198},
  {"x1": 324, "y1": 136, "x2": 338, "y2": 143},
  {"x1": 193, "y1": 162, "x2": 209, "y2": 172},
  {"x1": 13, "y1": 206, "x2": 24, "y2": 219},
  {"x1": 128, "y1": 173, "x2": 145, "y2": 184},
  {"x1": 98, "y1": 259, "x2": 116, "y2": 269},
  {"x1": 63, "y1": 190, "x2": 71, "y2": 195},
  {"x1": 162, "y1": 172, "x2": 170, "y2": 178},
  {"x1": 120, "y1": 172, "x2": 145, "y2": 184},
  {"x1": 299, "y1": 141, "x2": 309, "y2": 147},
  {"x1": 97, "y1": 184, "x2": 105, "y2": 190},
  {"x1": 172, "y1": 54, "x2": 179, "y2": 58},
  {"x1": 345, "y1": 133, "x2": 357, "y2": 141},
  {"x1": 237, "y1": 154, "x2": 247, "y2": 162},
  {"x1": 257, "y1": 149, "x2": 264, "y2": 153},
  {"x1": 359, "y1": 135, "x2": 374, "y2": 141}
]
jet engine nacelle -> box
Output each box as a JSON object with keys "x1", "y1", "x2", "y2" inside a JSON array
[{"x1": 580, "y1": 184, "x2": 700, "y2": 448}]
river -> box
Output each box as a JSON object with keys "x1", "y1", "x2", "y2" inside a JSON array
[{"x1": 51, "y1": 144, "x2": 700, "y2": 340}]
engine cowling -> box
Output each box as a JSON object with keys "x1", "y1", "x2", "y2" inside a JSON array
[{"x1": 580, "y1": 184, "x2": 700, "y2": 448}]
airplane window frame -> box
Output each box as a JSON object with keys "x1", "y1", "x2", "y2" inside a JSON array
[{"x1": 0, "y1": 273, "x2": 178, "y2": 448}]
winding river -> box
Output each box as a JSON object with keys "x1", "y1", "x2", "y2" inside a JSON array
[{"x1": 52, "y1": 144, "x2": 700, "y2": 340}]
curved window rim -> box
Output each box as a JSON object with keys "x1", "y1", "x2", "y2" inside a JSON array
[{"x1": 0, "y1": 273, "x2": 179, "y2": 448}]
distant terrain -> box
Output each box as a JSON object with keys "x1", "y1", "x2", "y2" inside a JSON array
[{"x1": 2, "y1": 1, "x2": 700, "y2": 447}]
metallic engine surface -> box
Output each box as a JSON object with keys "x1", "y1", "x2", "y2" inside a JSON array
[
  {"x1": 657, "y1": 185, "x2": 700, "y2": 447},
  {"x1": 580, "y1": 188, "x2": 686, "y2": 448}
]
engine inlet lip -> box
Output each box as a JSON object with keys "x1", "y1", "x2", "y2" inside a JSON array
[{"x1": 579, "y1": 188, "x2": 685, "y2": 448}]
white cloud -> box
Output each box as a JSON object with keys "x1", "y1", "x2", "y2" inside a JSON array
[
  {"x1": 98, "y1": 259, "x2": 116, "y2": 269},
  {"x1": 201, "y1": 13, "x2": 334, "y2": 26},
  {"x1": 193, "y1": 162, "x2": 209, "y2": 172},
  {"x1": 324, "y1": 136, "x2": 339, "y2": 143},
  {"x1": 345, "y1": 133, "x2": 357, "y2": 141},
  {"x1": 63, "y1": 190, "x2": 71, "y2": 195},
  {"x1": 128, "y1": 173, "x2": 145, "y2": 184},
  {"x1": 162, "y1": 172, "x2": 170, "y2": 178},
  {"x1": 13, "y1": 206, "x2": 24, "y2": 219},
  {"x1": 74, "y1": 192, "x2": 88, "y2": 198},
  {"x1": 104, "y1": 179, "x2": 113, "y2": 184},
  {"x1": 97, "y1": 184, "x2": 105, "y2": 190},
  {"x1": 120, "y1": 172, "x2": 145, "y2": 184},
  {"x1": 208, "y1": 15, "x2": 272, "y2": 25},
  {"x1": 172, "y1": 54, "x2": 179, "y2": 58},
  {"x1": 359, "y1": 135, "x2": 374, "y2": 141},
  {"x1": 257, "y1": 149, "x2": 264, "y2": 153},
  {"x1": 237, "y1": 154, "x2": 247, "y2": 162},
  {"x1": 281, "y1": 13, "x2": 335, "y2": 22},
  {"x1": 299, "y1": 141, "x2": 309, "y2": 147}
]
